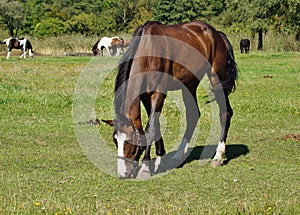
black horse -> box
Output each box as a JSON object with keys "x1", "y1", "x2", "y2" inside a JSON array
[{"x1": 240, "y1": 38, "x2": 250, "y2": 54}]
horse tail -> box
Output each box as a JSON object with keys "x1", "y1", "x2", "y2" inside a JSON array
[
  {"x1": 119, "y1": 37, "x2": 124, "y2": 48},
  {"x1": 219, "y1": 31, "x2": 238, "y2": 95},
  {"x1": 114, "y1": 24, "x2": 145, "y2": 115}
]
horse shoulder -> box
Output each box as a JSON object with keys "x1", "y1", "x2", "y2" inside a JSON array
[
  {"x1": 99, "y1": 37, "x2": 111, "y2": 47},
  {"x1": 19, "y1": 38, "x2": 27, "y2": 46}
]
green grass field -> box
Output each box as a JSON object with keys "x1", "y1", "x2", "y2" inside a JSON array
[{"x1": 0, "y1": 52, "x2": 299, "y2": 214}]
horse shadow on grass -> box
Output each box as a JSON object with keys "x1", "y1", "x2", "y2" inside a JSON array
[
  {"x1": 144, "y1": 144, "x2": 249, "y2": 178},
  {"x1": 181, "y1": 144, "x2": 249, "y2": 166}
]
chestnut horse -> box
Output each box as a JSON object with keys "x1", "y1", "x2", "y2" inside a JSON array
[
  {"x1": 103, "y1": 21, "x2": 238, "y2": 178},
  {"x1": 1, "y1": 37, "x2": 34, "y2": 59}
]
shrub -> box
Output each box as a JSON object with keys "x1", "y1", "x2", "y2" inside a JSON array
[{"x1": 34, "y1": 17, "x2": 66, "y2": 38}]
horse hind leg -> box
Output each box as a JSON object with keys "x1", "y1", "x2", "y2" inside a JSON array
[
  {"x1": 172, "y1": 87, "x2": 200, "y2": 165},
  {"x1": 209, "y1": 72, "x2": 233, "y2": 167},
  {"x1": 211, "y1": 96, "x2": 233, "y2": 167},
  {"x1": 246, "y1": 47, "x2": 250, "y2": 54},
  {"x1": 19, "y1": 49, "x2": 25, "y2": 59}
]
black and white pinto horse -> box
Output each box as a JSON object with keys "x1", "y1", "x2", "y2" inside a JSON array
[
  {"x1": 0, "y1": 37, "x2": 34, "y2": 59},
  {"x1": 240, "y1": 38, "x2": 250, "y2": 54},
  {"x1": 92, "y1": 37, "x2": 124, "y2": 56}
]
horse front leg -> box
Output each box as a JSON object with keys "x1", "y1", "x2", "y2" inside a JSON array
[
  {"x1": 135, "y1": 92, "x2": 166, "y2": 178},
  {"x1": 143, "y1": 92, "x2": 166, "y2": 160},
  {"x1": 7, "y1": 49, "x2": 11, "y2": 59},
  {"x1": 105, "y1": 46, "x2": 111, "y2": 57},
  {"x1": 141, "y1": 93, "x2": 166, "y2": 158},
  {"x1": 20, "y1": 51, "x2": 25, "y2": 59}
]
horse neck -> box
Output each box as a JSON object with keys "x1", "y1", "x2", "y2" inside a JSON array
[{"x1": 114, "y1": 28, "x2": 144, "y2": 117}]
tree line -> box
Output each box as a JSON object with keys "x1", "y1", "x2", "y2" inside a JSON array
[{"x1": 0, "y1": 0, "x2": 299, "y2": 45}]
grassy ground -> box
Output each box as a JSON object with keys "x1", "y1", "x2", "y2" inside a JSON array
[{"x1": 0, "y1": 52, "x2": 299, "y2": 214}]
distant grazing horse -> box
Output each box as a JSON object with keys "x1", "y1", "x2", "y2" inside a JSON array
[
  {"x1": 1, "y1": 37, "x2": 34, "y2": 59},
  {"x1": 102, "y1": 20, "x2": 238, "y2": 179},
  {"x1": 240, "y1": 38, "x2": 250, "y2": 54},
  {"x1": 92, "y1": 37, "x2": 124, "y2": 56},
  {"x1": 121, "y1": 38, "x2": 131, "y2": 50}
]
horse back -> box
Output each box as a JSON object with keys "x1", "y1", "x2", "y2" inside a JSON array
[
  {"x1": 9, "y1": 38, "x2": 21, "y2": 50},
  {"x1": 135, "y1": 21, "x2": 227, "y2": 88},
  {"x1": 240, "y1": 38, "x2": 250, "y2": 47}
]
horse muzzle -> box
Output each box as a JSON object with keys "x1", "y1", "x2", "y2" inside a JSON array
[{"x1": 117, "y1": 156, "x2": 139, "y2": 179}]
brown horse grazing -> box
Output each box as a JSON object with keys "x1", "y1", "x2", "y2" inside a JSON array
[{"x1": 103, "y1": 20, "x2": 238, "y2": 179}]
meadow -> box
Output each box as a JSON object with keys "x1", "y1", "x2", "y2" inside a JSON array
[{"x1": 0, "y1": 51, "x2": 299, "y2": 214}]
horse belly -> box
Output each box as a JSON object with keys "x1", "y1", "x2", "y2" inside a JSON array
[{"x1": 166, "y1": 72, "x2": 201, "y2": 91}]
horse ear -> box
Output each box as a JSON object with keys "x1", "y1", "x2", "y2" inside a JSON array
[{"x1": 101, "y1": 119, "x2": 114, "y2": 126}]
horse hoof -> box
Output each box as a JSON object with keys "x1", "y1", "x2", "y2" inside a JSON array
[
  {"x1": 136, "y1": 169, "x2": 151, "y2": 180},
  {"x1": 135, "y1": 163, "x2": 151, "y2": 180},
  {"x1": 211, "y1": 159, "x2": 223, "y2": 167}
]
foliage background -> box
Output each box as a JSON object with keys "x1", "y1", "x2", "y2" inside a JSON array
[{"x1": 0, "y1": 0, "x2": 299, "y2": 43}]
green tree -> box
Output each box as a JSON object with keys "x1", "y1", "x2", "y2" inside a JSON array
[
  {"x1": 154, "y1": 0, "x2": 198, "y2": 24},
  {"x1": 0, "y1": 0, "x2": 24, "y2": 37},
  {"x1": 65, "y1": 13, "x2": 97, "y2": 35},
  {"x1": 220, "y1": 0, "x2": 300, "y2": 49},
  {"x1": 34, "y1": 17, "x2": 65, "y2": 38},
  {"x1": 97, "y1": 9, "x2": 118, "y2": 35},
  {"x1": 127, "y1": 0, "x2": 158, "y2": 31},
  {"x1": 153, "y1": 0, "x2": 224, "y2": 24}
]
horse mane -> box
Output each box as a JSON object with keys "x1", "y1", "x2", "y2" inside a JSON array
[
  {"x1": 114, "y1": 24, "x2": 147, "y2": 116},
  {"x1": 218, "y1": 31, "x2": 238, "y2": 95}
]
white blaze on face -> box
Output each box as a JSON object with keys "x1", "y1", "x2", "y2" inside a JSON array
[{"x1": 115, "y1": 132, "x2": 127, "y2": 178}]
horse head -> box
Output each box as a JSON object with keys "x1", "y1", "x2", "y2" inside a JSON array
[
  {"x1": 92, "y1": 39, "x2": 100, "y2": 56},
  {"x1": 92, "y1": 46, "x2": 100, "y2": 56},
  {"x1": 102, "y1": 115, "x2": 139, "y2": 178}
]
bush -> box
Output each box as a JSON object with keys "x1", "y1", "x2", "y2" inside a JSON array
[
  {"x1": 34, "y1": 17, "x2": 66, "y2": 38},
  {"x1": 65, "y1": 13, "x2": 98, "y2": 36}
]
